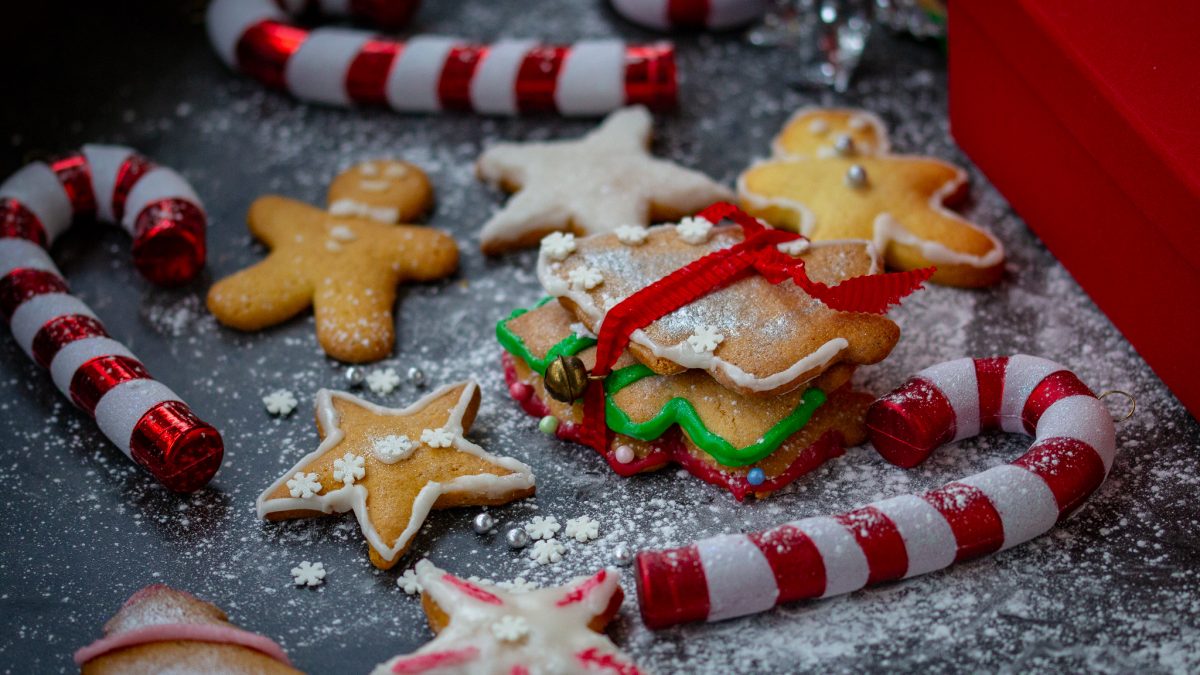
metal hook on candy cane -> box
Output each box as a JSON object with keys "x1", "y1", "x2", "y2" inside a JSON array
[
  {"x1": 634, "y1": 355, "x2": 1120, "y2": 629},
  {"x1": 0, "y1": 146, "x2": 223, "y2": 493},
  {"x1": 206, "y1": 0, "x2": 678, "y2": 116}
]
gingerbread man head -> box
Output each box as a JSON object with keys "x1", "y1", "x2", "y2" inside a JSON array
[{"x1": 327, "y1": 160, "x2": 433, "y2": 224}]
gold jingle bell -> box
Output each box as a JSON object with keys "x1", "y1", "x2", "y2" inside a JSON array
[{"x1": 544, "y1": 354, "x2": 590, "y2": 402}]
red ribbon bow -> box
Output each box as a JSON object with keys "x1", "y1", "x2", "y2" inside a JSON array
[{"x1": 579, "y1": 202, "x2": 934, "y2": 452}]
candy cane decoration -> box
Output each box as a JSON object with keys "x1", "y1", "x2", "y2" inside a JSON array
[
  {"x1": 207, "y1": 0, "x2": 678, "y2": 116},
  {"x1": 610, "y1": 0, "x2": 767, "y2": 31},
  {"x1": 0, "y1": 145, "x2": 223, "y2": 493},
  {"x1": 634, "y1": 355, "x2": 1117, "y2": 628}
]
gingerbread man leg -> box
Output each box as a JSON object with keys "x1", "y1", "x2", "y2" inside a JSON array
[{"x1": 312, "y1": 266, "x2": 398, "y2": 363}]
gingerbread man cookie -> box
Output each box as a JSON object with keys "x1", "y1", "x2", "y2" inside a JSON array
[
  {"x1": 207, "y1": 160, "x2": 459, "y2": 362},
  {"x1": 373, "y1": 561, "x2": 642, "y2": 675},
  {"x1": 76, "y1": 585, "x2": 301, "y2": 674},
  {"x1": 257, "y1": 381, "x2": 535, "y2": 570},
  {"x1": 738, "y1": 107, "x2": 1005, "y2": 287},
  {"x1": 476, "y1": 105, "x2": 733, "y2": 254}
]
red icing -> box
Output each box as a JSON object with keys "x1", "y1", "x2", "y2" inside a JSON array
[
  {"x1": 556, "y1": 569, "x2": 607, "y2": 607},
  {"x1": 73, "y1": 623, "x2": 293, "y2": 667},
  {"x1": 389, "y1": 647, "x2": 480, "y2": 673},
  {"x1": 444, "y1": 573, "x2": 503, "y2": 605},
  {"x1": 576, "y1": 647, "x2": 644, "y2": 675}
]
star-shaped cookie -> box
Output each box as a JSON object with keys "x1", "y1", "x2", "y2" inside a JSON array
[
  {"x1": 476, "y1": 105, "x2": 733, "y2": 254},
  {"x1": 372, "y1": 560, "x2": 643, "y2": 675},
  {"x1": 256, "y1": 381, "x2": 535, "y2": 570},
  {"x1": 738, "y1": 107, "x2": 1004, "y2": 287},
  {"x1": 207, "y1": 160, "x2": 459, "y2": 363}
]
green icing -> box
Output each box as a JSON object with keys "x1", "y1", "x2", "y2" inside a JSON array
[{"x1": 497, "y1": 302, "x2": 826, "y2": 468}]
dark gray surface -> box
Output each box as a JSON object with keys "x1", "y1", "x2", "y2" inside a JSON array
[{"x1": 2, "y1": 2, "x2": 1198, "y2": 673}]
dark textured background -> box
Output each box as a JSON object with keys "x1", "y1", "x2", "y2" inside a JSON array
[{"x1": 2, "y1": 2, "x2": 1198, "y2": 673}]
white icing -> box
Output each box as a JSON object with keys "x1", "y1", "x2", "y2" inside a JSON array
[
  {"x1": 358, "y1": 180, "x2": 391, "y2": 192},
  {"x1": 325, "y1": 240, "x2": 343, "y2": 253},
  {"x1": 564, "y1": 516, "x2": 600, "y2": 542},
  {"x1": 777, "y1": 238, "x2": 811, "y2": 256},
  {"x1": 256, "y1": 382, "x2": 536, "y2": 565},
  {"x1": 540, "y1": 232, "x2": 576, "y2": 261},
  {"x1": 373, "y1": 434, "x2": 415, "y2": 463},
  {"x1": 477, "y1": 106, "x2": 733, "y2": 251},
  {"x1": 808, "y1": 119, "x2": 829, "y2": 134},
  {"x1": 614, "y1": 224, "x2": 649, "y2": 245},
  {"x1": 358, "y1": 163, "x2": 379, "y2": 176},
  {"x1": 530, "y1": 539, "x2": 565, "y2": 565},
  {"x1": 420, "y1": 427, "x2": 454, "y2": 448},
  {"x1": 328, "y1": 198, "x2": 399, "y2": 224},
  {"x1": 291, "y1": 561, "x2": 326, "y2": 587},
  {"x1": 371, "y1": 562, "x2": 636, "y2": 675},
  {"x1": 365, "y1": 368, "x2": 400, "y2": 394},
  {"x1": 384, "y1": 164, "x2": 409, "y2": 178},
  {"x1": 329, "y1": 224, "x2": 356, "y2": 241},
  {"x1": 769, "y1": 107, "x2": 891, "y2": 159},
  {"x1": 263, "y1": 389, "x2": 298, "y2": 416},
  {"x1": 332, "y1": 452, "x2": 365, "y2": 486},
  {"x1": 287, "y1": 472, "x2": 322, "y2": 498},
  {"x1": 524, "y1": 515, "x2": 561, "y2": 540}
]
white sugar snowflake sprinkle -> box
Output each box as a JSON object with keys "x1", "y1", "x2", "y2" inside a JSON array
[
  {"x1": 540, "y1": 232, "x2": 576, "y2": 261},
  {"x1": 686, "y1": 325, "x2": 725, "y2": 354},
  {"x1": 263, "y1": 390, "x2": 298, "y2": 416},
  {"x1": 398, "y1": 569, "x2": 423, "y2": 595},
  {"x1": 567, "y1": 266, "x2": 603, "y2": 291},
  {"x1": 373, "y1": 434, "x2": 414, "y2": 462},
  {"x1": 491, "y1": 615, "x2": 531, "y2": 643},
  {"x1": 524, "y1": 515, "x2": 561, "y2": 540},
  {"x1": 366, "y1": 368, "x2": 401, "y2": 394},
  {"x1": 496, "y1": 577, "x2": 538, "y2": 593},
  {"x1": 676, "y1": 216, "x2": 713, "y2": 244},
  {"x1": 564, "y1": 516, "x2": 600, "y2": 542},
  {"x1": 614, "y1": 224, "x2": 649, "y2": 245},
  {"x1": 530, "y1": 539, "x2": 565, "y2": 565},
  {"x1": 286, "y1": 472, "x2": 322, "y2": 498},
  {"x1": 777, "y1": 238, "x2": 811, "y2": 256},
  {"x1": 332, "y1": 452, "x2": 365, "y2": 486},
  {"x1": 420, "y1": 427, "x2": 454, "y2": 448},
  {"x1": 291, "y1": 561, "x2": 325, "y2": 587}
]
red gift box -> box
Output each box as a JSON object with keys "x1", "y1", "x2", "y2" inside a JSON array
[{"x1": 948, "y1": 1, "x2": 1200, "y2": 419}]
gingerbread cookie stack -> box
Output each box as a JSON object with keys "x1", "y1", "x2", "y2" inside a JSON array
[{"x1": 498, "y1": 203, "x2": 929, "y2": 500}]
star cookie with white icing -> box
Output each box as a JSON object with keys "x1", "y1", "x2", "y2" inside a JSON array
[
  {"x1": 207, "y1": 160, "x2": 459, "y2": 363},
  {"x1": 476, "y1": 105, "x2": 733, "y2": 254},
  {"x1": 371, "y1": 560, "x2": 643, "y2": 675},
  {"x1": 256, "y1": 381, "x2": 535, "y2": 570},
  {"x1": 738, "y1": 107, "x2": 1005, "y2": 287}
]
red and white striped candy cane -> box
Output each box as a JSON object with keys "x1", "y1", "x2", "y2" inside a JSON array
[
  {"x1": 610, "y1": 0, "x2": 766, "y2": 31},
  {"x1": 206, "y1": 0, "x2": 678, "y2": 116},
  {"x1": 0, "y1": 145, "x2": 223, "y2": 493},
  {"x1": 634, "y1": 355, "x2": 1117, "y2": 628}
]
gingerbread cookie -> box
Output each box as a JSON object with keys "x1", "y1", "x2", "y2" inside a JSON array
[
  {"x1": 75, "y1": 585, "x2": 300, "y2": 674},
  {"x1": 207, "y1": 160, "x2": 459, "y2": 363},
  {"x1": 476, "y1": 105, "x2": 733, "y2": 254},
  {"x1": 738, "y1": 107, "x2": 1005, "y2": 287},
  {"x1": 256, "y1": 381, "x2": 535, "y2": 570},
  {"x1": 499, "y1": 300, "x2": 874, "y2": 500},
  {"x1": 536, "y1": 221, "x2": 900, "y2": 396},
  {"x1": 372, "y1": 560, "x2": 642, "y2": 675}
]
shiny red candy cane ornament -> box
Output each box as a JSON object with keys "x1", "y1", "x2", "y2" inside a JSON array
[
  {"x1": 635, "y1": 355, "x2": 1117, "y2": 628},
  {"x1": 0, "y1": 145, "x2": 222, "y2": 492},
  {"x1": 207, "y1": 0, "x2": 678, "y2": 116},
  {"x1": 578, "y1": 201, "x2": 933, "y2": 452},
  {"x1": 611, "y1": 0, "x2": 767, "y2": 31}
]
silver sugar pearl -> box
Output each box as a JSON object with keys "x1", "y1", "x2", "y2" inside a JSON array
[
  {"x1": 407, "y1": 366, "x2": 426, "y2": 388},
  {"x1": 833, "y1": 134, "x2": 856, "y2": 156},
  {"x1": 612, "y1": 543, "x2": 635, "y2": 567},
  {"x1": 845, "y1": 164, "x2": 869, "y2": 188},
  {"x1": 344, "y1": 366, "x2": 366, "y2": 388},
  {"x1": 505, "y1": 527, "x2": 530, "y2": 549},
  {"x1": 472, "y1": 512, "x2": 495, "y2": 535}
]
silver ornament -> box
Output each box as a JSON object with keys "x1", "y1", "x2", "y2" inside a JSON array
[
  {"x1": 344, "y1": 366, "x2": 366, "y2": 388},
  {"x1": 612, "y1": 543, "x2": 635, "y2": 567},
  {"x1": 845, "y1": 164, "x2": 868, "y2": 188},
  {"x1": 472, "y1": 512, "x2": 495, "y2": 535},
  {"x1": 407, "y1": 366, "x2": 426, "y2": 388},
  {"x1": 833, "y1": 134, "x2": 856, "y2": 156},
  {"x1": 505, "y1": 527, "x2": 530, "y2": 549}
]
